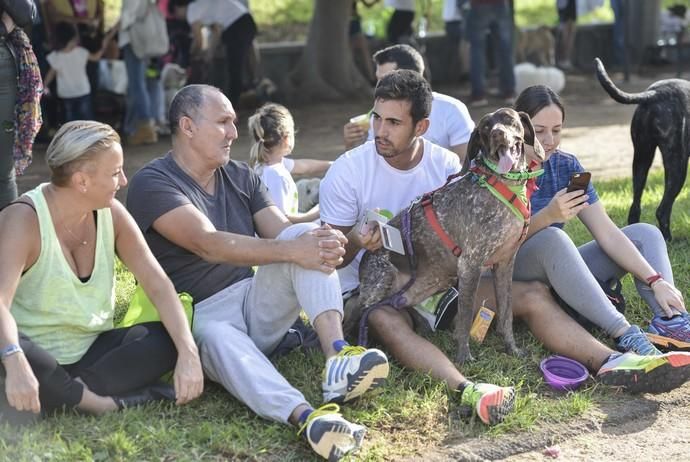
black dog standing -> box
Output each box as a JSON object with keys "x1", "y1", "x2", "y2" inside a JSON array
[{"x1": 595, "y1": 57, "x2": 690, "y2": 241}]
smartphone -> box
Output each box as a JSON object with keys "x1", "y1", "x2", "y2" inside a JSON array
[
  {"x1": 567, "y1": 172, "x2": 591, "y2": 193},
  {"x1": 357, "y1": 210, "x2": 405, "y2": 255},
  {"x1": 377, "y1": 222, "x2": 405, "y2": 255},
  {"x1": 358, "y1": 210, "x2": 389, "y2": 234}
]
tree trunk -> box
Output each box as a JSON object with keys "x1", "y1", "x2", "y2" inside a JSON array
[{"x1": 284, "y1": 0, "x2": 372, "y2": 102}]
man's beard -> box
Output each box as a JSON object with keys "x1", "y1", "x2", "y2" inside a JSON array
[{"x1": 375, "y1": 137, "x2": 416, "y2": 159}]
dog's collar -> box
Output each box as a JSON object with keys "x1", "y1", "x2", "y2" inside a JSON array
[
  {"x1": 481, "y1": 157, "x2": 544, "y2": 181},
  {"x1": 469, "y1": 164, "x2": 539, "y2": 243}
]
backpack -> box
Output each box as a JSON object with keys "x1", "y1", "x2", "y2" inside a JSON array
[
  {"x1": 129, "y1": 0, "x2": 169, "y2": 59},
  {"x1": 270, "y1": 317, "x2": 321, "y2": 359}
]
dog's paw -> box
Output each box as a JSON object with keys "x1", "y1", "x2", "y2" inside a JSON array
[
  {"x1": 342, "y1": 297, "x2": 363, "y2": 339},
  {"x1": 506, "y1": 344, "x2": 526, "y2": 358},
  {"x1": 455, "y1": 348, "x2": 475, "y2": 364}
]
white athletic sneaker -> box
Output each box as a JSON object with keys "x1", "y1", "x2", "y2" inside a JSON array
[
  {"x1": 299, "y1": 404, "x2": 366, "y2": 461},
  {"x1": 322, "y1": 345, "x2": 389, "y2": 403}
]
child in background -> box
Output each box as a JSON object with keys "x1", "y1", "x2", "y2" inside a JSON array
[
  {"x1": 248, "y1": 103, "x2": 331, "y2": 223},
  {"x1": 44, "y1": 21, "x2": 117, "y2": 122}
]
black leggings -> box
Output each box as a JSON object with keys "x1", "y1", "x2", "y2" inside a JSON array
[
  {"x1": 387, "y1": 10, "x2": 415, "y2": 44},
  {"x1": 1, "y1": 322, "x2": 177, "y2": 412},
  {"x1": 222, "y1": 13, "x2": 258, "y2": 108}
]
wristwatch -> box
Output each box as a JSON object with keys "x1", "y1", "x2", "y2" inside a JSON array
[{"x1": 0, "y1": 343, "x2": 23, "y2": 361}]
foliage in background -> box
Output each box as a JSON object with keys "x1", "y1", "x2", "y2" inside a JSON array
[
  {"x1": 3, "y1": 166, "x2": 690, "y2": 461},
  {"x1": 253, "y1": 0, "x2": 619, "y2": 42},
  {"x1": 102, "y1": 0, "x2": 690, "y2": 43},
  {"x1": 103, "y1": 0, "x2": 122, "y2": 30}
]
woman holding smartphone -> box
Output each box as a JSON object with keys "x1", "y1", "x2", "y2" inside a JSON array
[{"x1": 512, "y1": 85, "x2": 690, "y2": 354}]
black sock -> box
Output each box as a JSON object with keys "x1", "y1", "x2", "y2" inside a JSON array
[{"x1": 456, "y1": 381, "x2": 472, "y2": 398}]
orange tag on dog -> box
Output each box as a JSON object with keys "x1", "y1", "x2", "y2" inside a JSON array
[{"x1": 470, "y1": 305, "x2": 495, "y2": 343}]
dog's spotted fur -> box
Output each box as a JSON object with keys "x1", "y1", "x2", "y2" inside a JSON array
[{"x1": 349, "y1": 108, "x2": 545, "y2": 363}]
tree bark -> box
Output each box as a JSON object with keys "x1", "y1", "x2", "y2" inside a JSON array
[{"x1": 284, "y1": 0, "x2": 372, "y2": 102}]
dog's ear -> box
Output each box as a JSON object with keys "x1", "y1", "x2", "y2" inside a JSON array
[
  {"x1": 518, "y1": 111, "x2": 545, "y2": 159},
  {"x1": 461, "y1": 126, "x2": 482, "y2": 174}
]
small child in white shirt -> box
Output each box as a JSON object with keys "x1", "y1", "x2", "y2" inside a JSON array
[
  {"x1": 248, "y1": 103, "x2": 331, "y2": 223},
  {"x1": 44, "y1": 21, "x2": 117, "y2": 122}
]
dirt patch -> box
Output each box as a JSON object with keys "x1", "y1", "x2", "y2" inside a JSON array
[{"x1": 416, "y1": 383, "x2": 690, "y2": 461}]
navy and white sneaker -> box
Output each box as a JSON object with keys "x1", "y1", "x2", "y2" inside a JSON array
[
  {"x1": 647, "y1": 313, "x2": 690, "y2": 352},
  {"x1": 299, "y1": 404, "x2": 366, "y2": 461},
  {"x1": 322, "y1": 346, "x2": 389, "y2": 403},
  {"x1": 615, "y1": 324, "x2": 662, "y2": 356}
]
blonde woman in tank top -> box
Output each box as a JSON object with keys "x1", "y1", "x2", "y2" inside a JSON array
[{"x1": 0, "y1": 121, "x2": 203, "y2": 421}]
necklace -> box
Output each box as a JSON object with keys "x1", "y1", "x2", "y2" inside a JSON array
[
  {"x1": 49, "y1": 187, "x2": 89, "y2": 246},
  {"x1": 64, "y1": 218, "x2": 89, "y2": 246}
]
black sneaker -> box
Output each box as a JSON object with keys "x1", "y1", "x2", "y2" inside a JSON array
[{"x1": 115, "y1": 382, "x2": 176, "y2": 410}]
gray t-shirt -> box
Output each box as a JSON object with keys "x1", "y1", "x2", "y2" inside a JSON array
[{"x1": 127, "y1": 153, "x2": 273, "y2": 302}]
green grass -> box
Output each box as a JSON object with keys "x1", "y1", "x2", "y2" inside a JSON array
[{"x1": 2, "y1": 166, "x2": 690, "y2": 460}]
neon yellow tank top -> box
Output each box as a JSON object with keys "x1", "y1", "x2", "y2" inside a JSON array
[{"x1": 11, "y1": 184, "x2": 116, "y2": 364}]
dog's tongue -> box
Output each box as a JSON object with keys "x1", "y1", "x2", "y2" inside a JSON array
[{"x1": 496, "y1": 147, "x2": 514, "y2": 174}]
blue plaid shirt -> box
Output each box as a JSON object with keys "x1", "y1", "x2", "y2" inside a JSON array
[{"x1": 530, "y1": 150, "x2": 599, "y2": 228}]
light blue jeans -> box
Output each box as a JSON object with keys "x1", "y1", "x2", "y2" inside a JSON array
[
  {"x1": 610, "y1": 0, "x2": 627, "y2": 69},
  {"x1": 123, "y1": 45, "x2": 152, "y2": 135},
  {"x1": 146, "y1": 76, "x2": 164, "y2": 123},
  {"x1": 465, "y1": 1, "x2": 515, "y2": 98}
]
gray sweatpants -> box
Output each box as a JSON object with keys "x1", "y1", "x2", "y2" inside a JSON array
[
  {"x1": 192, "y1": 223, "x2": 343, "y2": 424},
  {"x1": 514, "y1": 223, "x2": 673, "y2": 337}
]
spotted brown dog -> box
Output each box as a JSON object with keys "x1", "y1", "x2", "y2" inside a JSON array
[{"x1": 350, "y1": 108, "x2": 545, "y2": 363}]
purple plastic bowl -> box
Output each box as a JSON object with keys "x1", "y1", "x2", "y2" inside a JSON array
[{"x1": 540, "y1": 355, "x2": 589, "y2": 391}]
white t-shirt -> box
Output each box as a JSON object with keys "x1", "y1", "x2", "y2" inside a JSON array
[
  {"x1": 384, "y1": 0, "x2": 416, "y2": 11},
  {"x1": 367, "y1": 92, "x2": 474, "y2": 150},
  {"x1": 118, "y1": 0, "x2": 147, "y2": 48},
  {"x1": 320, "y1": 139, "x2": 461, "y2": 292},
  {"x1": 46, "y1": 47, "x2": 90, "y2": 99},
  {"x1": 186, "y1": 0, "x2": 248, "y2": 29},
  {"x1": 255, "y1": 158, "x2": 298, "y2": 216},
  {"x1": 442, "y1": 0, "x2": 463, "y2": 21}
]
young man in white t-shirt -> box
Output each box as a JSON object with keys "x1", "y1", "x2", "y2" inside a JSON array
[
  {"x1": 325, "y1": 69, "x2": 516, "y2": 425},
  {"x1": 343, "y1": 44, "x2": 474, "y2": 162},
  {"x1": 323, "y1": 70, "x2": 690, "y2": 423}
]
